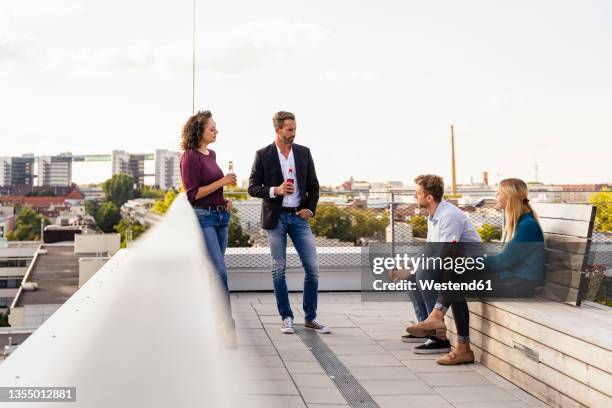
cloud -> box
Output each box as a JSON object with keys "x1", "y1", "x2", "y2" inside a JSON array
[
  {"x1": 0, "y1": 0, "x2": 83, "y2": 19},
  {"x1": 164, "y1": 19, "x2": 336, "y2": 73},
  {"x1": 76, "y1": 44, "x2": 159, "y2": 71},
  {"x1": 320, "y1": 70, "x2": 380, "y2": 82},
  {"x1": 0, "y1": 19, "x2": 335, "y2": 75},
  {"x1": 0, "y1": 32, "x2": 41, "y2": 64},
  {"x1": 481, "y1": 93, "x2": 519, "y2": 111}
]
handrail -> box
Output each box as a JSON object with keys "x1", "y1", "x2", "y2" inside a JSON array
[{"x1": 0, "y1": 194, "x2": 251, "y2": 407}]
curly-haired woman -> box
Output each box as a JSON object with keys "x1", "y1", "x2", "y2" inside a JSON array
[{"x1": 180, "y1": 110, "x2": 237, "y2": 343}]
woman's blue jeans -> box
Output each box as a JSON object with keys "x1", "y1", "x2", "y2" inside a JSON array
[{"x1": 194, "y1": 208, "x2": 233, "y2": 327}]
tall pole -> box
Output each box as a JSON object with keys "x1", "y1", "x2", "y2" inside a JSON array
[
  {"x1": 192, "y1": 0, "x2": 196, "y2": 114},
  {"x1": 451, "y1": 125, "x2": 457, "y2": 195}
]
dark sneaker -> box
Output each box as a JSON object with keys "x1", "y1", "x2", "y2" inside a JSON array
[
  {"x1": 281, "y1": 317, "x2": 295, "y2": 334},
  {"x1": 401, "y1": 333, "x2": 427, "y2": 343},
  {"x1": 304, "y1": 319, "x2": 331, "y2": 334},
  {"x1": 413, "y1": 337, "x2": 451, "y2": 354}
]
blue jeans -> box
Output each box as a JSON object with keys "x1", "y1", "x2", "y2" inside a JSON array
[
  {"x1": 267, "y1": 212, "x2": 319, "y2": 321},
  {"x1": 408, "y1": 267, "x2": 441, "y2": 322},
  {"x1": 195, "y1": 208, "x2": 233, "y2": 327}
]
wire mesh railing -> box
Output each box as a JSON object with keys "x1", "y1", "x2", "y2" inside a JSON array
[{"x1": 226, "y1": 191, "x2": 610, "y2": 245}]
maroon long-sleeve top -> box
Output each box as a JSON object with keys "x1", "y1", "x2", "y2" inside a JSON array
[{"x1": 180, "y1": 149, "x2": 226, "y2": 207}]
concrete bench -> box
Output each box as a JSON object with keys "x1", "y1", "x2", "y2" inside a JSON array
[{"x1": 446, "y1": 203, "x2": 612, "y2": 408}]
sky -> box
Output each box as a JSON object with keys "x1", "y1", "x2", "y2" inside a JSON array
[{"x1": 1, "y1": 0, "x2": 611, "y2": 186}]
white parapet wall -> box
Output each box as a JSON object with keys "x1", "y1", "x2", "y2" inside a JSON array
[
  {"x1": 74, "y1": 233, "x2": 120, "y2": 255},
  {"x1": 0, "y1": 194, "x2": 268, "y2": 408},
  {"x1": 78, "y1": 257, "x2": 110, "y2": 288},
  {"x1": 226, "y1": 246, "x2": 363, "y2": 291}
]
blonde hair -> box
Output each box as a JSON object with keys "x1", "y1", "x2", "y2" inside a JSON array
[{"x1": 499, "y1": 178, "x2": 540, "y2": 242}]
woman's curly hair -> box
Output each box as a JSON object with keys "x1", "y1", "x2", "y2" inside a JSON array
[{"x1": 180, "y1": 110, "x2": 212, "y2": 151}]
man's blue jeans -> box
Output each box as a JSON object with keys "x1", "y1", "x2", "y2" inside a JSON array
[
  {"x1": 267, "y1": 212, "x2": 319, "y2": 322},
  {"x1": 408, "y1": 267, "x2": 441, "y2": 322},
  {"x1": 195, "y1": 208, "x2": 233, "y2": 327}
]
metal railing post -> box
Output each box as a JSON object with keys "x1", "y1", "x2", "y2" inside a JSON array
[{"x1": 390, "y1": 192, "x2": 395, "y2": 252}]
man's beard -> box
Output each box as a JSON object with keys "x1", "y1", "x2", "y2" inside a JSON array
[{"x1": 418, "y1": 201, "x2": 433, "y2": 215}]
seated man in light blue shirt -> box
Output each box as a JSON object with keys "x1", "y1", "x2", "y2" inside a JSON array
[{"x1": 405, "y1": 175, "x2": 482, "y2": 354}]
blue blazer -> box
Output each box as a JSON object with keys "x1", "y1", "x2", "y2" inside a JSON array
[{"x1": 485, "y1": 212, "x2": 545, "y2": 281}]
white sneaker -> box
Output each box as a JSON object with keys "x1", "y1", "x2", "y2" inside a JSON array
[{"x1": 281, "y1": 317, "x2": 295, "y2": 334}]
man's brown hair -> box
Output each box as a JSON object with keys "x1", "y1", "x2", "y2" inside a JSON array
[
  {"x1": 273, "y1": 111, "x2": 295, "y2": 129},
  {"x1": 414, "y1": 174, "x2": 444, "y2": 202}
]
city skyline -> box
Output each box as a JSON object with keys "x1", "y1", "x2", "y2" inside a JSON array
[
  {"x1": 2, "y1": 148, "x2": 611, "y2": 187},
  {"x1": 2, "y1": 1, "x2": 611, "y2": 186}
]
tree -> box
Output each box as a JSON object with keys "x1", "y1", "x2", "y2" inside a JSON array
[
  {"x1": 84, "y1": 200, "x2": 100, "y2": 218},
  {"x1": 477, "y1": 223, "x2": 502, "y2": 242},
  {"x1": 103, "y1": 174, "x2": 134, "y2": 208},
  {"x1": 228, "y1": 209, "x2": 252, "y2": 247},
  {"x1": 0, "y1": 311, "x2": 9, "y2": 327},
  {"x1": 96, "y1": 202, "x2": 121, "y2": 233},
  {"x1": 590, "y1": 190, "x2": 612, "y2": 232},
  {"x1": 152, "y1": 189, "x2": 178, "y2": 215},
  {"x1": 114, "y1": 218, "x2": 149, "y2": 248},
  {"x1": 349, "y1": 209, "x2": 389, "y2": 243},
  {"x1": 6, "y1": 206, "x2": 50, "y2": 241},
  {"x1": 25, "y1": 190, "x2": 55, "y2": 197},
  {"x1": 410, "y1": 215, "x2": 427, "y2": 238},
  {"x1": 309, "y1": 206, "x2": 352, "y2": 241},
  {"x1": 225, "y1": 191, "x2": 249, "y2": 201},
  {"x1": 309, "y1": 206, "x2": 389, "y2": 244},
  {"x1": 134, "y1": 185, "x2": 166, "y2": 200}
]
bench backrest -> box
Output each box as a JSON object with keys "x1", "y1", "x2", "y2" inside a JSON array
[{"x1": 531, "y1": 203, "x2": 597, "y2": 306}]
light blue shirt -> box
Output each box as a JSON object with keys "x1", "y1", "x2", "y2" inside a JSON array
[{"x1": 426, "y1": 200, "x2": 481, "y2": 243}]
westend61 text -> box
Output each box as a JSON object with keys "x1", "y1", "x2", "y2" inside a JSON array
[{"x1": 372, "y1": 279, "x2": 493, "y2": 291}]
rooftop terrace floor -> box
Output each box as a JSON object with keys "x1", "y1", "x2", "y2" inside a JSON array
[{"x1": 229, "y1": 292, "x2": 550, "y2": 408}]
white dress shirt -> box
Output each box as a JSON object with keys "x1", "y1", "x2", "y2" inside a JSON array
[
  {"x1": 269, "y1": 145, "x2": 301, "y2": 207},
  {"x1": 426, "y1": 200, "x2": 482, "y2": 243}
]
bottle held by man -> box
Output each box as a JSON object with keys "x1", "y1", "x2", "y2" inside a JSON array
[{"x1": 287, "y1": 166, "x2": 294, "y2": 186}]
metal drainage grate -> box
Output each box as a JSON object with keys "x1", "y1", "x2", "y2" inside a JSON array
[{"x1": 296, "y1": 327, "x2": 379, "y2": 408}]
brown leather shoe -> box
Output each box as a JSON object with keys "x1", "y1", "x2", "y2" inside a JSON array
[
  {"x1": 405, "y1": 319, "x2": 446, "y2": 337},
  {"x1": 436, "y1": 350, "x2": 475, "y2": 365}
]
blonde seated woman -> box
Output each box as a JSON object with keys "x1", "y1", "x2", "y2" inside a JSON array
[{"x1": 405, "y1": 178, "x2": 545, "y2": 365}]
